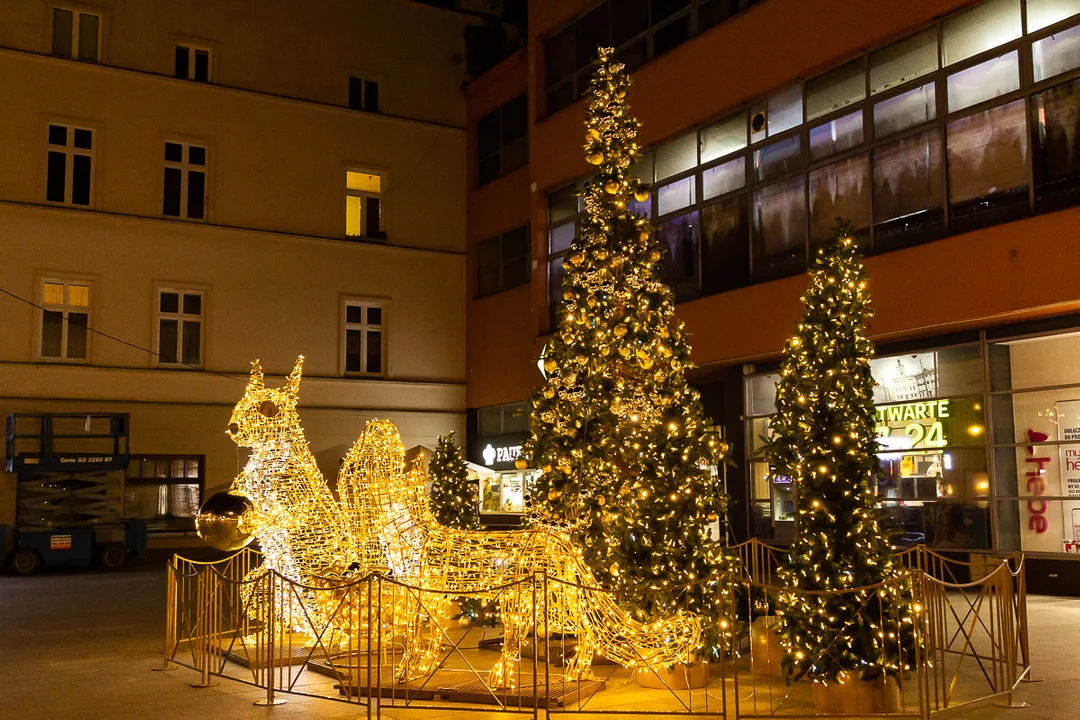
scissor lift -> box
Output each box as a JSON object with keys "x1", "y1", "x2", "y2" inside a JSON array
[{"x1": 3, "y1": 413, "x2": 146, "y2": 575}]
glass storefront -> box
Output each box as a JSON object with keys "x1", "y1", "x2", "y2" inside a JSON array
[
  {"x1": 743, "y1": 329, "x2": 1080, "y2": 554},
  {"x1": 478, "y1": 468, "x2": 541, "y2": 514}
]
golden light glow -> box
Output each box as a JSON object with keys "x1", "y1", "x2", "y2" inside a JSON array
[
  {"x1": 212, "y1": 359, "x2": 701, "y2": 688},
  {"x1": 346, "y1": 170, "x2": 381, "y2": 192}
]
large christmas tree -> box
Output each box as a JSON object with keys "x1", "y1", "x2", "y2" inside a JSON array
[
  {"x1": 764, "y1": 226, "x2": 917, "y2": 682},
  {"x1": 428, "y1": 432, "x2": 479, "y2": 530},
  {"x1": 521, "y1": 47, "x2": 728, "y2": 630}
]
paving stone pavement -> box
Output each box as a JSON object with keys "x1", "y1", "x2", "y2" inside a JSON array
[{"x1": 1, "y1": 562, "x2": 1077, "y2": 719}]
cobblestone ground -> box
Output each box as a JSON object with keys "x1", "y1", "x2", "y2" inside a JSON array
[{"x1": 1, "y1": 561, "x2": 1077, "y2": 720}]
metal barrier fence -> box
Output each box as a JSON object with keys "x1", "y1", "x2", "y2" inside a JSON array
[{"x1": 163, "y1": 542, "x2": 1030, "y2": 719}]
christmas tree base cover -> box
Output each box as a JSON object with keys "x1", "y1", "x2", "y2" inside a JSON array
[
  {"x1": 749, "y1": 616, "x2": 785, "y2": 678},
  {"x1": 811, "y1": 673, "x2": 900, "y2": 714},
  {"x1": 633, "y1": 661, "x2": 709, "y2": 689}
]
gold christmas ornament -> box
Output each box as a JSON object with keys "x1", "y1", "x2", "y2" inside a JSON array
[
  {"x1": 586, "y1": 151, "x2": 605, "y2": 165},
  {"x1": 515, "y1": 457, "x2": 528, "y2": 470},
  {"x1": 614, "y1": 324, "x2": 628, "y2": 337},
  {"x1": 544, "y1": 358, "x2": 558, "y2": 374},
  {"x1": 603, "y1": 180, "x2": 620, "y2": 194},
  {"x1": 633, "y1": 188, "x2": 650, "y2": 203}
]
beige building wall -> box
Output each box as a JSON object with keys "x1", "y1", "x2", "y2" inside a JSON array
[{"x1": 0, "y1": 0, "x2": 470, "y2": 536}]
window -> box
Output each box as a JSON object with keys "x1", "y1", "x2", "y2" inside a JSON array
[
  {"x1": 543, "y1": 0, "x2": 760, "y2": 115},
  {"x1": 344, "y1": 301, "x2": 385, "y2": 376},
  {"x1": 51, "y1": 7, "x2": 99, "y2": 62},
  {"x1": 946, "y1": 99, "x2": 1029, "y2": 233},
  {"x1": 478, "y1": 401, "x2": 529, "y2": 436},
  {"x1": 156, "y1": 289, "x2": 203, "y2": 367},
  {"x1": 39, "y1": 279, "x2": 90, "y2": 361},
  {"x1": 476, "y1": 94, "x2": 528, "y2": 185},
  {"x1": 349, "y1": 76, "x2": 380, "y2": 113},
  {"x1": 543, "y1": 0, "x2": 1080, "y2": 307},
  {"x1": 163, "y1": 142, "x2": 207, "y2": 220},
  {"x1": 125, "y1": 455, "x2": 203, "y2": 532},
  {"x1": 1032, "y1": 76, "x2": 1080, "y2": 211},
  {"x1": 345, "y1": 169, "x2": 385, "y2": 239},
  {"x1": 175, "y1": 45, "x2": 211, "y2": 82},
  {"x1": 45, "y1": 123, "x2": 94, "y2": 207},
  {"x1": 656, "y1": 210, "x2": 701, "y2": 301},
  {"x1": 477, "y1": 226, "x2": 530, "y2": 297}
]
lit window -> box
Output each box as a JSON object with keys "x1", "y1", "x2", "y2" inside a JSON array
[
  {"x1": 1032, "y1": 22, "x2": 1080, "y2": 82},
  {"x1": 175, "y1": 45, "x2": 211, "y2": 82},
  {"x1": 1028, "y1": 0, "x2": 1080, "y2": 31},
  {"x1": 51, "y1": 7, "x2": 99, "y2": 62},
  {"x1": 870, "y1": 28, "x2": 939, "y2": 95},
  {"x1": 163, "y1": 142, "x2": 208, "y2": 220},
  {"x1": 349, "y1": 77, "x2": 380, "y2": 113},
  {"x1": 39, "y1": 278, "x2": 90, "y2": 361},
  {"x1": 941, "y1": 0, "x2": 1022, "y2": 66},
  {"x1": 156, "y1": 289, "x2": 204, "y2": 367},
  {"x1": 946, "y1": 50, "x2": 1020, "y2": 113},
  {"x1": 343, "y1": 301, "x2": 385, "y2": 376},
  {"x1": 45, "y1": 123, "x2": 94, "y2": 207},
  {"x1": 806, "y1": 59, "x2": 865, "y2": 122},
  {"x1": 345, "y1": 170, "x2": 385, "y2": 239}
]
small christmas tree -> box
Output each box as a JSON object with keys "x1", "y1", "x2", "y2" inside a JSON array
[
  {"x1": 522, "y1": 47, "x2": 729, "y2": 636},
  {"x1": 764, "y1": 223, "x2": 917, "y2": 682},
  {"x1": 428, "y1": 432, "x2": 478, "y2": 530}
]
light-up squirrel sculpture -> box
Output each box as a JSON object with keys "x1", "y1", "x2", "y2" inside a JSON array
[{"x1": 199, "y1": 357, "x2": 702, "y2": 687}]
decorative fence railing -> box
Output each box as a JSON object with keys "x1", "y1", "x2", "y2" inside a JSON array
[{"x1": 163, "y1": 542, "x2": 1030, "y2": 719}]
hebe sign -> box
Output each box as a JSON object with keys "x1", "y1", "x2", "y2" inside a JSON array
[{"x1": 1024, "y1": 429, "x2": 1050, "y2": 533}]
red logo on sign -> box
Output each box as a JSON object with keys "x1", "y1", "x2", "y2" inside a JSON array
[{"x1": 1025, "y1": 430, "x2": 1050, "y2": 534}]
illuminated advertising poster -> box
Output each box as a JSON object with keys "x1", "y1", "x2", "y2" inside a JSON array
[
  {"x1": 1055, "y1": 399, "x2": 1080, "y2": 553},
  {"x1": 870, "y1": 352, "x2": 938, "y2": 403}
]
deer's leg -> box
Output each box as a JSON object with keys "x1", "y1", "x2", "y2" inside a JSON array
[{"x1": 488, "y1": 587, "x2": 525, "y2": 689}]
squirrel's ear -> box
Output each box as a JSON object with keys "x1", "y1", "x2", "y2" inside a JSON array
[
  {"x1": 249, "y1": 359, "x2": 265, "y2": 389},
  {"x1": 283, "y1": 355, "x2": 304, "y2": 398}
]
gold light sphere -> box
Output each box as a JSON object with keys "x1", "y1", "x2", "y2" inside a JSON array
[
  {"x1": 586, "y1": 151, "x2": 605, "y2": 165},
  {"x1": 633, "y1": 188, "x2": 650, "y2": 203},
  {"x1": 603, "y1": 180, "x2": 620, "y2": 194},
  {"x1": 515, "y1": 457, "x2": 528, "y2": 470},
  {"x1": 196, "y1": 491, "x2": 255, "y2": 551}
]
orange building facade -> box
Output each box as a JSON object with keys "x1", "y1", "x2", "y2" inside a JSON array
[{"x1": 466, "y1": 0, "x2": 1080, "y2": 593}]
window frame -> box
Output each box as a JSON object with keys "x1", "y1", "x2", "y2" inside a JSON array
[
  {"x1": 153, "y1": 285, "x2": 207, "y2": 369},
  {"x1": 174, "y1": 43, "x2": 214, "y2": 83},
  {"x1": 340, "y1": 297, "x2": 387, "y2": 378},
  {"x1": 348, "y1": 75, "x2": 382, "y2": 113},
  {"x1": 36, "y1": 275, "x2": 94, "y2": 363},
  {"x1": 544, "y1": 0, "x2": 1080, "y2": 319},
  {"x1": 42, "y1": 120, "x2": 98, "y2": 208},
  {"x1": 344, "y1": 166, "x2": 387, "y2": 240},
  {"x1": 124, "y1": 453, "x2": 205, "y2": 532},
  {"x1": 476, "y1": 225, "x2": 531, "y2": 298},
  {"x1": 49, "y1": 5, "x2": 102, "y2": 62},
  {"x1": 476, "y1": 94, "x2": 529, "y2": 186},
  {"x1": 161, "y1": 139, "x2": 209, "y2": 221}
]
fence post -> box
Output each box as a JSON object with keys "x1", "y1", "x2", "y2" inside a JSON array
[
  {"x1": 154, "y1": 556, "x2": 178, "y2": 672},
  {"x1": 254, "y1": 572, "x2": 286, "y2": 706},
  {"x1": 189, "y1": 568, "x2": 218, "y2": 688}
]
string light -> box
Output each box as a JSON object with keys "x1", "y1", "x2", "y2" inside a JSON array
[
  {"x1": 761, "y1": 225, "x2": 917, "y2": 683},
  {"x1": 520, "y1": 46, "x2": 734, "y2": 656},
  {"x1": 207, "y1": 360, "x2": 702, "y2": 688}
]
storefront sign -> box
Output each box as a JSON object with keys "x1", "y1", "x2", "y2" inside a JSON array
[
  {"x1": 1058, "y1": 400, "x2": 1080, "y2": 499},
  {"x1": 471, "y1": 432, "x2": 530, "y2": 472},
  {"x1": 874, "y1": 400, "x2": 951, "y2": 450},
  {"x1": 1024, "y1": 429, "x2": 1051, "y2": 534}
]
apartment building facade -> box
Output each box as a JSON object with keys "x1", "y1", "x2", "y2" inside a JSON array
[
  {"x1": 466, "y1": 0, "x2": 1080, "y2": 593},
  {"x1": 0, "y1": 0, "x2": 473, "y2": 541}
]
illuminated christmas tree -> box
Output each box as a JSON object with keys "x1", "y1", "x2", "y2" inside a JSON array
[
  {"x1": 764, "y1": 224, "x2": 917, "y2": 682},
  {"x1": 521, "y1": 47, "x2": 728, "y2": 636},
  {"x1": 428, "y1": 432, "x2": 478, "y2": 530}
]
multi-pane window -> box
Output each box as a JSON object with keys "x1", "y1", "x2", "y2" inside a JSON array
[
  {"x1": 124, "y1": 455, "x2": 204, "y2": 532},
  {"x1": 45, "y1": 124, "x2": 94, "y2": 207},
  {"x1": 477, "y1": 226, "x2": 530, "y2": 297},
  {"x1": 156, "y1": 290, "x2": 203, "y2": 367},
  {"x1": 163, "y1": 142, "x2": 207, "y2": 220},
  {"x1": 349, "y1": 77, "x2": 380, "y2": 113},
  {"x1": 478, "y1": 401, "x2": 530, "y2": 436},
  {"x1": 476, "y1": 94, "x2": 528, "y2": 185},
  {"x1": 543, "y1": 0, "x2": 761, "y2": 114},
  {"x1": 175, "y1": 45, "x2": 211, "y2": 82},
  {"x1": 547, "y1": 0, "x2": 1080, "y2": 316},
  {"x1": 39, "y1": 279, "x2": 90, "y2": 361},
  {"x1": 344, "y1": 301, "x2": 385, "y2": 376},
  {"x1": 345, "y1": 170, "x2": 385, "y2": 239},
  {"x1": 51, "y1": 7, "x2": 99, "y2": 62}
]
